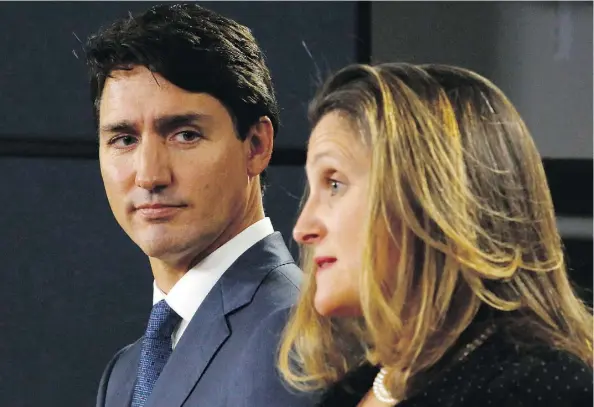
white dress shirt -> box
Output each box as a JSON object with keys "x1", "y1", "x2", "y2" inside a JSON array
[{"x1": 152, "y1": 217, "x2": 274, "y2": 349}]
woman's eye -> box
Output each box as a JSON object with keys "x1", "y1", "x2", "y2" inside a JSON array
[{"x1": 328, "y1": 179, "x2": 344, "y2": 196}]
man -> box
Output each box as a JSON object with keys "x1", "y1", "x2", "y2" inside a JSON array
[{"x1": 84, "y1": 4, "x2": 311, "y2": 407}]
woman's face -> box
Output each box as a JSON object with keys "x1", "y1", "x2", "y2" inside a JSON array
[{"x1": 293, "y1": 111, "x2": 371, "y2": 316}]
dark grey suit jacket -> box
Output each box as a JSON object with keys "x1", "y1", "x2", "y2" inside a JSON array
[{"x1": 96, "y1": 232, "x2": 314, "y2": 407}]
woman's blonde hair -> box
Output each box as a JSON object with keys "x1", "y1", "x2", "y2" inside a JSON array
[{"x1": 278, "y1": 63, "x2": 593, "y2": 400}]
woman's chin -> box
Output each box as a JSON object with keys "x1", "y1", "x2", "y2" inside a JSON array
[{"x1": 313, "y1": 291, "x2": 362, "y2": 317}]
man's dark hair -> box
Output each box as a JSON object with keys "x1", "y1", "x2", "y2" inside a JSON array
[{"x1": 84, "y1": 3, "x2": 280, "y2": 141}]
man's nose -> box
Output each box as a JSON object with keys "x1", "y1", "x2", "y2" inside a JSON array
[{"x1": 134, "y1": 137, "x2": 172, "y2": 192}]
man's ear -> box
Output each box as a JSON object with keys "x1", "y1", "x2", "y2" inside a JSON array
[{"x1": 244, "y1": 116, "x2": 274, "y2": 177}]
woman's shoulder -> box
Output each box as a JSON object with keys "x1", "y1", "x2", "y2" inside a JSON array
[
  {"x1": 476, "y1": 340, "x2": 593, "y2": 406},
  {"x1": 408, "y1": 331, "x2": 592, "y2": 407},
  {"x1": 314, "y1": 335, "x2": 592, "y2": 407}
]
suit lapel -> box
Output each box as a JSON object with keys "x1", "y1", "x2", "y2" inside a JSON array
[
  {"x1": 105, "y1": 340, "x2": 141, "y2": 407},
  {"x1": 144, "y1": 283, "x2": 230, "y2": 407},
  {"x1": 143, "y1": 232, "x2": 294, "y2": 407}
]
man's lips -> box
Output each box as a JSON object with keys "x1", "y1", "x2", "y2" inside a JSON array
[{"x1": 134, "y1": 204, "x2": 186, "y2": 219}]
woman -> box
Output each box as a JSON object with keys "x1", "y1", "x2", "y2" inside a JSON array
[{"x1": 278, "y1": 63, "x2": 593, "y2": 406}]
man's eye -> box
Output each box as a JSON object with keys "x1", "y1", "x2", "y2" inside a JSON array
[
  {"x1": 174, "y1": 131, "x2": 202, "y2": 142},
  {"x1": 108, "y1": 135, "x2": 137, "y2": 147}
]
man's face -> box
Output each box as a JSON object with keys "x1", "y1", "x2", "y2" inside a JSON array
[{"x1": 98, "y1": 66, "x2": 254, "y2": 267}]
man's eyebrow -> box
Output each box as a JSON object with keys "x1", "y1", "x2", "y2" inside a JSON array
[
  {"x1": 99, "y1": 120, "x2": 136, "y2": 135},
  {"x1": 154, "y1": 113, "x2": 211, "y2": 134},
  {"x1": 99, "y1": 113, "x2": 212, "y2": 135}
]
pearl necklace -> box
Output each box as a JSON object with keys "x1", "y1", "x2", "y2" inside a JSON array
[{"x1": 372, "y1": 325, "x2": 496, "y2": 405}]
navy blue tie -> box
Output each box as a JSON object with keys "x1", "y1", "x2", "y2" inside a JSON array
[{"x1": 131, "y1": 300, "x2": 181, "y2": 407}]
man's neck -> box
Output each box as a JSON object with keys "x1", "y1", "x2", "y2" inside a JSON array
[
  {"x1": 151, "y1": 266, "x2": 187, "y2": 295},
  {"x1": 149, "y1": 198, "x2": 265, "y2": 294}
]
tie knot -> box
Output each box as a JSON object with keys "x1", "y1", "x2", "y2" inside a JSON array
[{"x1": 145, "y1": 300, "x2": 181, "y2": 339}]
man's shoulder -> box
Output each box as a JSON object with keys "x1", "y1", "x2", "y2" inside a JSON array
[
  {"x1": 252, "y1": 261, "x2": 303, "y2": 308},
  {"x1": 238, "y1": 231, "x2": 296, "y2": 274},
  {"x1": 264, "y1": 260, "x2": 303, "y2": 289},
  {"x1": 237, "y1": 232, "x2": 303, "y2": 305}
]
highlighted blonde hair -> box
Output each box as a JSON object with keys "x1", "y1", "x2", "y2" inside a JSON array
[{"x1": 278, "y1": 63, "x2": 593, "y2": 400}]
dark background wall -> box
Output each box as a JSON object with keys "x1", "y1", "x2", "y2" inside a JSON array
[{"x1": 0, "y1": 2, "x2": 591, "y2": 406}]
